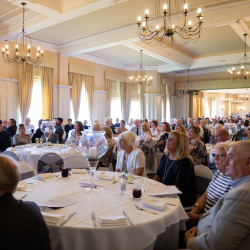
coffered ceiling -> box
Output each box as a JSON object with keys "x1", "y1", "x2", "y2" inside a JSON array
[{"x1": 0, "y1": 0, "x2": 250, "y2": 75}]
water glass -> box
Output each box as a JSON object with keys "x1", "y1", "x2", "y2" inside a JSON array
[{"x1": 132, "y1": 178, "x2": 142, "y2": 200}]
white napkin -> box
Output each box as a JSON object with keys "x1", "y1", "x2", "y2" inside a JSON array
[
  {"x1": 8, "y1": 148, "x2": 16, "y2": 151},
  {"x1": 16, "y1": 181, "x2": 27, "y2": 190},
  {"x1": 19, "y1": 151, "x2": 31, "y2": 154},
  {"x1": 41, "y1": 212, "x2": 65, "y2": 226},
  {"x1": 99, "y1": 216, "x2": 128, "y2": 227},
  {"x1": 71, "y1": 169, "x2": 88, "y2": 174},
  {"x1": 96, "y1": 174, "x2": 115, "y2": 181},
  {"x1": 142, "y1": 198, "x2": 168, "y2": 211},
  {"x1": 38, "y1": 173, "x2": 54, "y2": 179}
]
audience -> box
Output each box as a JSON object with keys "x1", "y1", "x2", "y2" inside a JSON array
[
  {"x1": 138, "y1": 122, "x2": 152, "y2": 148},
  {"x1": 188, "y1": 126, "x2": 207, "y2": 166},
  {"x1": 154, "y1": 131, "x2": 196, "y2": 207},
  {"x1": 0, "y1": 155, "x2": 51, "y2": 250},
  {"x1": 68, "y1": 121, "x2": 83, "y2": 146},
  {"x1": 114, "y1": 118, "x2": 120, "y2": 128},
  {"x1": 116, "y1": 131, "x2": 145, "y2": 176},
  {"x1": 12, "y1": 124, "x2": 31, "y2": 146},
  {"x1": 2, "y1": 119, "x2": 8, "y2": 131},
  {"x1": 55, "y1": 117, "x2": 64, "y2": 143},
  {"x1": 7, "y1": 118, "x2": 17, "y2": 137},
  {"x1": 0, "y1": 120, "x2": 11, "y2": 153},
  {"x1": 185, "y1": 141, "x2": 250, "y2": 249},
  {"x1": 104, "y1": 118, "x2": 117, "y2": 135},
  {"x1": 157, "y1": 122, "x2": 171, "y2": 152},
  {"x1": 131, "y1": 119, "x2": 142, "y2": 136},
  {"x1": 32, "y1": 119, "x2": 44, "y2": 143},
  {"x1": 64, "y1": 118, "x2": 74, "y2": 138},
  {"x1": 116, "y1": 120, "x2": 127, "y2": 135}
]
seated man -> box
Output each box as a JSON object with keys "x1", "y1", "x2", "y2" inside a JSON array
[
  {"x1": 185, "y1": 141, "x2": 250, "y2": 249},
  {"x1": 0, "y1": 120, "x2": 11, "y2": 153},
  {"x1": 2, "y1": 119, "x2": 8, "y2": 131},
  {"x1": 32, "y1": 119, "x2": 44, "y2": 143},
  {"x1": 64, "y1": 118, "x2": 74, "y2": 138},
  {"x1": 131, "y1": 119, "x2": 142, "y2": 136},
  {"x1": 7, "y1": 118, "x2": 17, "y2": 137},
  {"x1": 25, "y1": 117, "x2": 35, "y2": 134},
  {"x1": 55, "y1": 117, "x2": 64, "y2": 143},
  {"x1": 0, "y1": 155, "x2": 51, "y2": 250},
  {"x1": 104, "y1": 118, "x2": 117, "y2": 135}
]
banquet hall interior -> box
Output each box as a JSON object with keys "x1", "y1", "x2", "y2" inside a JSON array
[{"x1": 1, "y1": 0, "x2": 250, "y2": 250}]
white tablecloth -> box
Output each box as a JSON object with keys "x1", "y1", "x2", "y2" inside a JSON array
[
  {"x1": 7, "y1": 145, "x2": 81, "y2": 175},
  {"x1": 18, "y1": 171, "x2": 188, "y2": 250}
]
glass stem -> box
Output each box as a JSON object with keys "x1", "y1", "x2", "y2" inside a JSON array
[{"x1": 91, "y1": 170, "x2": 95, "y2": 191}]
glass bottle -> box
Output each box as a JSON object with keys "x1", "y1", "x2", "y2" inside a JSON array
[{"x1": 120, "y1": 172, "x2": 126, "y2": 195}]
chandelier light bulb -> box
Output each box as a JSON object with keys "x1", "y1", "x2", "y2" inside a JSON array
[
  {"x1": 41, "y1": 50, "x2": 44, "y2": 54},
  {"x1": 37, "y1": 53, "x2": 39, "y2": 56},
  {"x1": 28, "y1": 54, "x2": 30, "y2": 57},
  {"x1": 232, "y1": 67, "x2": 235, "y2": 70},
  {"x1": 188, "y1": 21, "x2": 191, "y2": 26},
  {"x1": 142, "y1": 22, "x2": 146, "y2": 27},
  {"x1": 15, "y1": 45, "x2": 18, "y2": 48},
  {"x1": 2, "y1": 48, "x2": 4, "y2": 51},
  {"x1": 138, "y1": 16, "x2": 141, "y2": 21},
  {"x1": 16, "y1": 52, "x2": 18, "y2": 55},
  {"x1": 164, "y1": 4, "x2": 167, "y2": 10},
  {"x1": 28, "y1": 45, "x2": 30, "y2": 49},
  {"x1": 184, "y1": 4, "x2": 187, "y2": 10},
  {"x1": 228, "y1": 69, "x2": 230, "y2": 72},
  {"x1": 38, "y1": 47, "x2": 40, "y2": 51},
  {"x1": 145, "y1": 9, "x2": 149, "y2": 15},
  {"x1": 198, "y1": 8, "x2": 201, "y2": 13},
  {"x1": 172, "y1": 24, "x2": 175, "y2": 29},
  {"x1": 7, "y1": 51, "x2": 9, "y2": 54},
  {"x1": 247, "y1": 72, "x2": 249, "y2": 75},
  {"x1": 5, "y1": 45, "x2": 8, "y2": 49},
  {"x1": 242, "y1": 66, "x2": 244, "y2": 69},
  {"x1": 156, "y1": 24, "x2": 159, "y2": 30},
  {"x1": 238, "y1": 71, "x2": 240, "y2": 75}
]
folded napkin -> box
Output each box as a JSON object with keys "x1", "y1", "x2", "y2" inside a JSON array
[
  {"x1": 96, "y1": 174, "x2": 115, "y2": 181},
  {"x1": 38, "y1": 173, "x2": 54, "y2": 179},
  {"x1": 41, "y1": 212, "x2": 65, "y2": 226},
  {"x1": 99, "y1": 216, "x2": 128, "y2": 227},
  {"x1": 142, "y1": 198, "x2": 168, "y2": 211},
  {"x1": 17, "y1": 181, "x2": 27, "y2": 190},
  {"x1": 72, "y1": 169, "x2": 88, "y2": 174}
]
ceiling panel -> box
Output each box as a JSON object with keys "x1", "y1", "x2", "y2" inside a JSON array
[
  {"x1": 86, "y1": 45, "x2": 167, "y2": 66},
  {"x1": 0, "y1": 0, "x2": 20, "y2": 16}
]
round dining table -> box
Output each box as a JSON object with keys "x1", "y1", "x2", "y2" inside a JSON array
[
  {"x1": 17, "y1": 171, "x2": 188, "y2": 250},
  {"x1": 7, "y1": 144, "x2": 81, "y2": 175}
]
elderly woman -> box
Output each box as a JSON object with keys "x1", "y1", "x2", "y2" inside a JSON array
[
  {"x1": 154, "y1": 131, "x2": 196, "y2": 207},
  {"x1": 157, "y1": 122, "x2": 171, "y2": 152},
  {"x1": 138, "y1": 122, "x2": 152, "y2": 148},
  {"x1": 186, "y1": 143, "x2": 231, "y2": 227},
  {"x1": 175, "y1": 123, "x2": 187, "y2": 134},
  {"x1": 12, "y1": 124, "x2": 31, "y2": 146},
  {"x1": 116, "y1": 120, "x2": 127, "y2": 135},
  {"x1": 188, "y1": 125, "x2": 207, "y2": 166},
  {"x1": 151, "y1": 120, "x2": 161, "y2": 138},
  {"x1": 68, "y1": 121, "x2": 83, "y2": 146},
  {"x1": 98, "y1": 126, "x2": 114, "y2": 168},
  {"x1": 115, "y1": 131, "x2": 145, "y2": 176},
  {"x1": 92, "y1": 123, "x2": 101, "y2": 131}
]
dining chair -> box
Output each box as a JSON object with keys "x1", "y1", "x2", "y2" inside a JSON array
[
  {"x1": 64, "y1": 156, "x2": 89, "y2": 169},
  {"x1": 16, "y1": 161, "x2": 34, "y2": 180},
  {"x1": 1, "y1": 151, "x2": 21, "y2": 161},
  {"x1": 38, "y1": 153, "x2": 64, "y2": 173}
]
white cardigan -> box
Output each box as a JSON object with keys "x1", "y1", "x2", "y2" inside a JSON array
[{"x1": 116, "y1": 147, "x2": 146, "y2": 177}]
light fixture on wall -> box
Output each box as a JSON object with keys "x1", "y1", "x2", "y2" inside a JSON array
[
  {"x1": 136, "y1": 0, "x2": 203, "y2": 47},
  {"x1": 179, "y1": 69, "x2": 199, "y2": 95},
  {"x1": 129, "y1": 50, "x2": 153, "y2": 86},
  {"x1": 227, "y1": 34, "x2": 249, "y2": 82},
  {"x1": 2, "y1": 3, "x2": 44, "y2": 68}
]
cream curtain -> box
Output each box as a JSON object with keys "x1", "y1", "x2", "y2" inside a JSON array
[
  {"x1": 84, "y1": 75, "x2": 94, "y2": 125},
  {"x1": 166, "y1": 86, "x2": 171, "y2": 120},
  {"x1": 139, "y1": 83, "x2": 144, "y2": 119},
  {"x1": 68, "y1": 72, "x2": 82, "y2": 121},
  {"x1": 17, "y1": 65, "x2": 34, "y2": 123},
  {"x1": 195, "y1": 98, "x2": 200, "y2": 118},
  {"x1": 120, "y1": 82, "x2": 126, "y2": 120},
  {"x1": 200, "y1": 98, "x2": 203, "y2": 117},
  {"x1": 205, "y1": 97, "x2": 211, "y2": 118},
  {"x1": 105, "y1": 79, "x2": 112, "y2": 117},
  {"x1": 125, "y1": 83, "x2": 132, "y2": 121},
  {"x1": 162, "y1": 84, "x2": 166, "y2": 120}
]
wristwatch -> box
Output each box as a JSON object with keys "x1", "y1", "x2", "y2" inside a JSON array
[{"x1": 194, "y1": 203, "x2": 201, "y2": 210}]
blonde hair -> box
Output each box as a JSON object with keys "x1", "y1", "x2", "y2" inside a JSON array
[
  {"x1": 210, "y1": 142, "x2": 230, "y2": 163},
  {"x1": 18, "y1": 124, "x2": 26, "y2": 134},
  {"x1": 164, "y1": 131, "x2": 192, "y2": 161},
  {"x1": 0, "y1": 155, "x2": 20, "y2": 193},
  {"x1": 93, "y1": 123, "x2": 101, "y2": 131},
  {"x1": 102, "y1": 126, "x2": 112, "y2": 139},
  {"x1": 176, "y1": 123, "x2": 187, "y2": 134},
  {"x1": 119, "y1": 131, "x2": 136, "y2": 147},
  {"x1": 142, "y1": 122, "x2": 152, "y2": 135}
]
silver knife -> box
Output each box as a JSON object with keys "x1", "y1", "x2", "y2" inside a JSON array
[
  {"x1": 60, "y1": 212, "x2": 76, "y2": 226},
  {"x1": 32, "y1": 177, "x2": 46, "y2": 182},
  {"x1": 123, "y1": 211, "x2": 133, "y2": 225}
]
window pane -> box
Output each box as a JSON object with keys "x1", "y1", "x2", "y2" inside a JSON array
[
  {"x1": 129, "y1": 101, "x2": 140, "y2": 120},
  {"x1": 111, "y1": 100, "x2": 121, "y2": 122}
]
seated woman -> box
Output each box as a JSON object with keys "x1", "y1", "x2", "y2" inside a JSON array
[
  {"x1": 138, "y1": 122, "x2": 152, "y2": 149},
  {"x1": 188, "y1": 125, "x2": 207, "y2": 166},
  {"x1": 151, "y1": 120, "x2": 161, "y2": 138},
  {"x1": 83, "y1": 120, "x2": 89, "y2": 130},
  {"x1": 175, "y1": 123, "x2": 187, "y2": 134},
  {"x1": 154, "y1": 131, "x2": 196, "y2": 207},
  {"x1": 98, "y1": 126, "x2": 114, "y2": 169},
  {"x1": 12, "y1": 124, "x2": 31, "y2": 146},
  {"x1": 116, "y1": 120, "x2": 127, "y2": 135},
  {"x1": 92, "y1": 123, "x2": 101, "y2": 131},
  {"x1": 157, "y1": 122, "x2": 171, "y2": 152},
  {"x1": 115, "y1": 131, "x2": 145, "y2": 176},
  {"x1": 186, "y1": 143, "x2": 231, "y2": 228},
  {"x1": 68, "y1": 121, "x2": 83, "y2": 146}
]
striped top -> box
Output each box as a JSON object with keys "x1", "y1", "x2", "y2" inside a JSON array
[{"x1": 204, "y1": 169, "x2": 231, "y2": 212}]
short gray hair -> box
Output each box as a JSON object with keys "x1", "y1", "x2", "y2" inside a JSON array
[
  {"x1": 209, "y1": 142, "x2": 230, "y2": 163},
  {"x1": 119, "y1": 131, "x2": 136, "y2": 147},
  {"x1": 229, "y1": 141, "x2": 250, "y2": 159},
  {"x1": 0, "y1": 156, "x2": 20, "y2": 193},
  {"x1": 105, "y1": 118, "x2": 112, "y2": 124}
]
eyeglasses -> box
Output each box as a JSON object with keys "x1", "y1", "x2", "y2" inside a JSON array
[{"x1": 212, "y1": 153, "x2": 227, "y2": 158}]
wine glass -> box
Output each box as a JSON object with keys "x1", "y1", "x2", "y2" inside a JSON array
[
  {"x1": 78, "y1": 131, "x2": 108, "y2": 194},
  {"x1": 40, "y1": 121, "x2": 54, "y2": 147}
]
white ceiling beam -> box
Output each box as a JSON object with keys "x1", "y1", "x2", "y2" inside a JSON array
[{"x1": 230, "y1": 19, "x2": 250, "y2": 47}]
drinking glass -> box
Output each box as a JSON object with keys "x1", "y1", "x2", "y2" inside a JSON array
[
  {"x1": 35, "y1": 138, "x2": 39, "y2": 144},
  {"x1": 40, "y1": 121, "x2": 54, "y2": 147},
  {"x1": 132, "y1": 178, "x2": 142, "y2": 200},
  {"x1": 62, "y1": 168, "x2": 69, "y2": 178},
  {"x1": 78, "y1": 131, "x2": 108, "y2": 194}
]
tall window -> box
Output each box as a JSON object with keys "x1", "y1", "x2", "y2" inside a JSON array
[
  {"x1": 27, "y1": 67, "x2": 42, "y2": 128},
  {"x1": 129, "y1": 84, "x2": 140, "y2": 120},
  {"x1": 111, "y1": 81, "x2": 121, "y2": 121}
]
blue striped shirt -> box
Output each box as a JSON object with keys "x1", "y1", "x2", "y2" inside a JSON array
[{"x1": 204, "y1": 170, "x2": 231, "y2": 212}]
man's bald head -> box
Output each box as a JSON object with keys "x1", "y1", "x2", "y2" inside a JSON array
[{"x1": 215, "y1": 128, "x2": 229, "y2": 143}]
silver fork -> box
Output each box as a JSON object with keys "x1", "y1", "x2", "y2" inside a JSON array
[
  {"x1": 91, "y1": 212, "x2": 97, "y2": 228},
  {"x1": 135, "y1": 204, "x2": 157, "y2": 215}
]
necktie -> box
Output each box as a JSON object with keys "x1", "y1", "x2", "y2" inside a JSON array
[{"x1": 137, "y1": 127, "x2": 139, "y2": 136}]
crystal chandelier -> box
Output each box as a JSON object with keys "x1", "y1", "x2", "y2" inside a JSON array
[
  {"x1": 228, "y1": 34, "x2": 249, "y2": 81},
  {"x1": 221, "y1": 91, "x2": 232, "y2": 103},
  {"x1": 129, "y1": 50, "x2": 153, "y2": 86},
  {"x1": 179, "y1": 69, "x2": 198, "y2": 95},
  {"x1": 137, "y1": 0, "x2": 203, "y2": 47},
  {"x1": 2, "y1": 2, "x2": 44, "y2": 67},
  {"x1": 231, "y1": 93, "x2": 243, "y2": 105}
]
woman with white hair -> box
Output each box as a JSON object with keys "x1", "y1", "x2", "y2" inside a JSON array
[{"x1": 115, "y1": 131, "x2": 145, "y2": 176}]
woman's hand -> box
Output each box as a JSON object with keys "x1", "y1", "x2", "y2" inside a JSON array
[
  {"x1": 184, "y1": 226, "x2": 197, "y2": 243},
  {"x1": 187, "y1": 212, "x2": 203, "y2": 220}
]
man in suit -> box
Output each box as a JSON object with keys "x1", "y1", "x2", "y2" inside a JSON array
[
  {"x1": 185, "y1": 141, "x2": 250, "y2": 249},
  {"x1": 0, "y1": 120, "x2": 11, "y2": 153},
  {"x1": 32, "y1": 119, "x2": 44, "y2": 143},
  {"x1": 104, "y1": 118, "x2": 117, "y2": 135},
  {"x1": 131, "y1": 119, "x2": 142, "y2": 136},
  {"x1": 7, "y1": 118, "x2": 17, "y2": 137},
  {"x1": 0, "y1": 155, "x2": 51, "y2": 250}
]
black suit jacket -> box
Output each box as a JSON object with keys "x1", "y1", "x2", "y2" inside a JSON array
[
  {"x1": 0, "y1": 130, "x2": 11, "y2": 152},
  {"x1": 32, "y1": 128, "x2": 44, "y2": 143},
  {"x1": 7, "y1": 125, "x2": 17, "y2": 137},
  {"x1": 0, "y1": 194, "x2": 51, "y2": 250}
]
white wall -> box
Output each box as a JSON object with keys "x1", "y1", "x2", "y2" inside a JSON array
[
  {"x1": 93, "y1": 90, "x2": 107, "y2": 124},
  {"x1": 144, "y1": 94, "x2": 162, "y2": 122}
]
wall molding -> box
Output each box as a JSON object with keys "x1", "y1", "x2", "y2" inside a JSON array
[
  {"x1": 68, "y1": 63, "x2": 96, "y2": 76},
  {"x1": 0, "y1": 77, "x2": 18, "y2": 83},
  {"x1": 54, "y1": 84, "x2": 72, "y2": 89},
  {"x1": 105, "y1": 71, "x2": 126, "y2": 82},
  {"x1": 94, "y1": 89, "x2": 107, "y2": 93}
]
